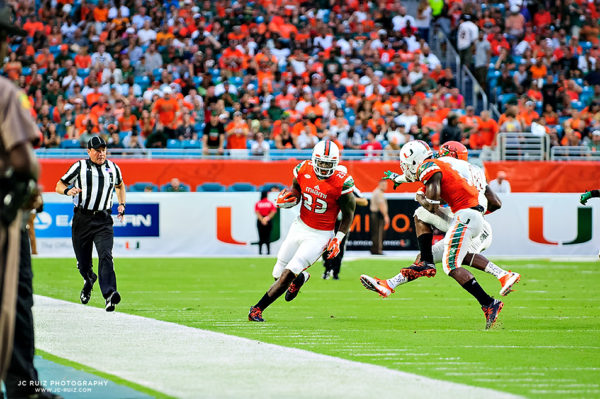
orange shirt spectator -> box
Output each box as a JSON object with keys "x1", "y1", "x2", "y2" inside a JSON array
[
  {"x1": 477, "y1": 115, "x2": 499, "y2": 147},
  {"x1": 118, "y1": 114, "x2": 138, "y2": 133},
  {"x1": 530, "y1": 63, "x2": 547, "y2": 80},
  {"x1": 75, "y1": 111, "x2": 99, "y2": 134},
  {"x1": 75, "y1": 53, "x2": 92, "y2": 69},
  {"x1": 226, "y1": 113, "x2": 250, "y2": 149},
  {"x1": 153, "y1": 91, "x2": 180, "y2": 129},
  {"x1": 94, "y1": 6, "x2": 109, "y2": 22},
  {"x1": 35, "y1": 51, "x2": 54, "y2": 69}
]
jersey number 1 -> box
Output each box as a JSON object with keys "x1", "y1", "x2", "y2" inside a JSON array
[{"x1": 303, "y1": 193, "x2": 327, "y2": 214}]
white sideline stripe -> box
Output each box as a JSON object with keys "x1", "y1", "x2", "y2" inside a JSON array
[{"x1": 33, "y1": 295, "x2": 521, "y2": 399}]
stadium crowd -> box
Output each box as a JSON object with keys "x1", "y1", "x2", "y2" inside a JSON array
[{"x1": 3, "y1": 0, "x2": 600, "y2": 156}]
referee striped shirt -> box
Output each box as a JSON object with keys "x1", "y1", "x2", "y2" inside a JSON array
[{"x1": 61, "y1": 159, "x2": 123, "y2": 211}]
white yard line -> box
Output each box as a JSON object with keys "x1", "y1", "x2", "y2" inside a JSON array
[{"x1": 33, "y1": 295, "x2": 521, "y2": 399}]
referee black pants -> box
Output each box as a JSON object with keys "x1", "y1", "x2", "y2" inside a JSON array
[{"x1": 72, "y1": 210, "x2": 117, "y2": 299}]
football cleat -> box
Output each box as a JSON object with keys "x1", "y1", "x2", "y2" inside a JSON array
[
  {"x1": 499, "y1": 271, "x2": 521, "y2": 296},
  {"x1": 360, "y1": 275, "x2": 394, "y2": 298},
  {"x1": 482, "y1": 299, "x2": 504, "y2": 330},
  {"x1": 285, "y1": 273, "x2": 310, "y2": 302},
  {"x1": 400, "y1": 261, "x2": 437, "y2": 281},
  {"x1": 80, "y1": 272, "x2": 97, "y2": 305},
  {"x1": 248, "y1": 306, "x2": 264, "y2": 322},
  {"x1": 105, "y1": 291, "x2": 121, "y2": 312}
]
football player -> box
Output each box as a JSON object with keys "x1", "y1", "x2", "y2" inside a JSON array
[
  {"x1": 362, "y1": 140, "x2": 506, "y2": 329},
  {"x1": 248, "y1": 140, "x2": 356, "y2": 322},
  {"x1": 363, "y1": 141, "x2": 520, "y2": 297}
]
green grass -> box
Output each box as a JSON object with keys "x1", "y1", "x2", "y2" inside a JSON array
[{"x1": 33, "y1": 257, "x2": 600, "y2": 398}]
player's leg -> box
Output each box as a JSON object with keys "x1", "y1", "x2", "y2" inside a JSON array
[
  {"x1": 442, "y1": 210, "x2": 502, "y2": 329},
  {"x1": 331, "y1": 235, "x2": 346, "y2": 279},
  {"x1": 463, "y1": 220, "x2": 521, "y2": 296},
  {"x1": 250, "y1": 220, "x2": 319, "y2": 321}
]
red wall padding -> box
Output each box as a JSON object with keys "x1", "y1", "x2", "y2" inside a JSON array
[{"x1": 39, "y1": 159, "x2": 599, "y2": 193}]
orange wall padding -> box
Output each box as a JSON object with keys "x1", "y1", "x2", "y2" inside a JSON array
[
  {"x1": 39, "y1": 159, "x2": 420, "y2": 193},
  {"x1": 483, "y1": 161, "x2": 600, "y2": 193},
  {"x1": 39, "y1": 159, "x2": 599, "y2": 193}
]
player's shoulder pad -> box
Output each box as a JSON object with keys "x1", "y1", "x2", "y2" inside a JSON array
[
  {"x1": 293, "y1": 160, "x2": 308, "y2": 178},
  {"x1": 417, "y1": 159, "x2": 441, "y2": 182},
  {"x1": 341, "y1": 175, "x2": 355, "y2": 195}
]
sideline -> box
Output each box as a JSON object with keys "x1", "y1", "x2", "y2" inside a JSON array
[{"x1": 33, "y1": 295, "x2": 522, "y2": 399}]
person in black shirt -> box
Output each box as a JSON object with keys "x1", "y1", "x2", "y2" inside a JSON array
[
  {"x1": 541, "y1": 75, "x2": 559, "y2": 111},
  {"x1": 202, "y1": 111, "x2": 225, "y2": 155},
  {"x1": 440, "y1": 113, "x2": 463, "y2": 144}
]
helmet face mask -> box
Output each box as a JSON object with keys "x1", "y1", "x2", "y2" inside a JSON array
[
  {"x1": 312, "y1": 140, "x2": 339, "y2": 179},
  {"x1": 399, "y1": 140, "x2": 433, "y2": 182}
]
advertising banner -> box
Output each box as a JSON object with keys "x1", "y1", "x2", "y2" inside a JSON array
[{"x1": 35, "y1": 193, "x2": 598, "y2": 257}]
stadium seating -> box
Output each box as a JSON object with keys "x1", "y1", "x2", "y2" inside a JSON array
[
  {"x1": 129, "y1": 182, "x2": 158, "y2": 192},
  {"x1": 228, "y1": 183, "x2": 257, "y2": 192},
  {"x1": 161, "y1": 183, "x2": 190, "y2": 192},
  {"x1": 259, "y1": 182, "x2": 286, "y2": 192},
  {"x1": 196, "y1": 183, "x2": 226, "y2": 192}
]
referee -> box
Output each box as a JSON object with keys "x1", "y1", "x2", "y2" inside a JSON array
[{"x1": 55, "y1": 136, "x2": 126, "y2": 312}]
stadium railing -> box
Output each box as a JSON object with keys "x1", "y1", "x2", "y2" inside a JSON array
[
  {"x1": 35, "y1": 148, "x2": 485, "y2": 161},
  {"x1": 550, "y1": 146, "x2": 600, "y2": 161},
  {"x1": 496, "y1": 132, "x2": 550, "y2": 161}
]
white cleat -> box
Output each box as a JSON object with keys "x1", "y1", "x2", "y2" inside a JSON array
[
  {"x1": 499, "y1": 271, "x2": 521, "y2": 296},
  {"x1": 360, "y1": 275, "x2": 394, "y2": 298}
]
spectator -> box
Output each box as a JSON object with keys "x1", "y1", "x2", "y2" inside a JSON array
[
  {"x1": 202, "y1": 111, "x2": 225, "y2": 155},
  {"x1": 255, "y1": 190, "x2": 276, "y2": 255},
  {"x1": 164, "y1": 178, "x2": 186, "y2": 192},
  {"x1": 440, "y1": 113, "x2": 463, "y2": 144},
  {"x1": 369, "y1": 179, "x2": 389, "y2": 255},
  {"x1": 251, "y1": 132, "x2": 270, "y2": 157},
  {"x1": 226, "y1": 111, "x2": 250, "y2": 151},
  {"x1": 361, "y1": 131, "x2": 383, "y2": 159},
  {"x1": 489, "y1": 171, "x2": 511, "y2": 193},
  {"x1": 457, "y1": 15, "x2": 478, "y2": 67},
  {"x1": 474, "y1": 30, "x2": 491, "y2": 89},
  {"x1": 152, "y1": 87, "x2": 180, "y2": 138}
]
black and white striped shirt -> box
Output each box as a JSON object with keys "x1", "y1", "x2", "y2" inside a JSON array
[{"x1": 61, "y1": 159, "x2": 123, "y2": 211}]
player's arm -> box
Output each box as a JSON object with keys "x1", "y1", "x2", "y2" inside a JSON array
[
  {"x1": 484, "y1": 185, "x2": 501, "y2": 213},
  {"x1": 337, "y1": 192, "x2": 356, "y2": 235},
  {"x1": 326, "y1": 192, "x2": 356, "y2": 259},
  {"x1": 423, "y1": 172, "x2": 442, "y2": 213}
]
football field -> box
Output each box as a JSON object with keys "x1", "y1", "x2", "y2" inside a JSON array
[{"x1": 32, "y1": 257, "x2": 599, "y2": 398}]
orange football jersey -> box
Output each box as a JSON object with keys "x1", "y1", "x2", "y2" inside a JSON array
[
  {"x1": 293, "y1": 161, "x2": 354, "y2": 230},
  {"x1": 416, "y1": 157, "x2": 480, "y2": 213}
]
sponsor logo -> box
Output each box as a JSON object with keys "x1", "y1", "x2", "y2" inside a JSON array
[
  {"x1": 304, "y1": 174, "x2": 311, "y2": 178},
  {"x1": 34, "y1": 203, "x2": 159, "y2": 238},
  {"x1": 216, "y1": 206, "x2": 281, "y2": 245},
  {"x1": 528, "y1": 206, "x2": 592, "y2": 245}
]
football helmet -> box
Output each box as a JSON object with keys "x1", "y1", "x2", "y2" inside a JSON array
[
  {"x1": 438, "y1": 141, "x2": 468, "y2": 161},
  {"x1": 312, "y1": 140, "x2": 340, "y2": 179},
  {"x1": 399, "y1": 140, "x2": 433, "y2": 182}
]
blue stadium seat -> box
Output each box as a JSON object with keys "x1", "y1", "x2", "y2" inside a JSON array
[
  {"x1": 259, "y1": 182, "x2": 285, "y2": 192},
  {"x1": 129, "y1": 182, "x2": 158, "y2": 192},
  {"x1": 196, "y1": 183, "x2": 226, "y2": 192},
  {"x1": 152, "y1": 68, "x2": 162, "y2": 80},
  {"x1": 167, "y1": 139, "x2": 182, "y2": 149},
  {"x1": 228, "y1": 182, "x2": 257, "y2": 192},
  {"x1": 21, "y1": 67, "x2": 31, "y2": 76},
  {"x1": 182, "y1": 139, "x2": 202, "y2": 149},
  {"x1": 160, "y1": 182, "x2": 190, "y2": 192},
  {"x1": 134, "y1": 75, "x2": 150, "y2": 91},
  {"x1": 229, "y1": 76, "x2": 243, "y2": 87},
  {"x1": 60, "y1": 139, "x2": 81, "y2": 149},
  {"x1": 77, "y1": 68, "x2": 89, "y2": 77}
]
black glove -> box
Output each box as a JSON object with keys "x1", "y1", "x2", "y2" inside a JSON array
[{"x1": 0, "y1": 169, "x2": 37, "y2": 227}]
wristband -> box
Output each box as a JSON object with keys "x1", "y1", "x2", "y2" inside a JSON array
[
  {"x1": 64, "y1": 187, "x2": 70, "y2": 195},
  {"x1": 335, "y1": 231, "x2": 346, "y2": 241},
  {"x1": 119, "y1": 203, "x2": 126, "y2": 208}
]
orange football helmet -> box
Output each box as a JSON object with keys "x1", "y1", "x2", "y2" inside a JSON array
[{"x1": 438, "y1": 141, "x2": 468, "y2": 161}]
